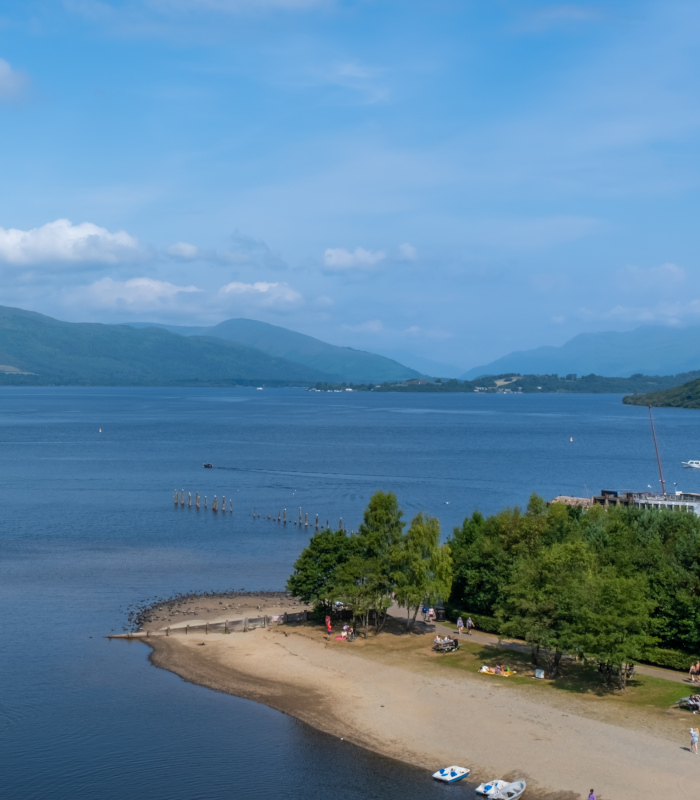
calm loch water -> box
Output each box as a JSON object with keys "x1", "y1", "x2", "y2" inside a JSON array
[{"x1": 1, "y1": 387, "x2": 698, "y2": 799}]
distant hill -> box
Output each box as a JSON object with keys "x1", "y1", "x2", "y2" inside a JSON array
[
  {"x1": 0, "y1": 306, "x2": 330, "y2": 385},
  {"x1": 129, "y1": 318, "x2": 421, "y2": 384},
  {"x1": 463, "y1": 325, "x2": 700, "y2": 379},
  {"x1": 623, "y1": 377, "x2": 700, "y2": 409}
]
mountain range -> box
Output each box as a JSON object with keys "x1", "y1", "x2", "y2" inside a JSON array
[
  {"x1": 0, "y1": 306, "x2": 420, "y2": 386},
  {"x1": 463, "y1": 325, "x2": 700, "y2": 379},
  {"x1": 128, "y1": 318, "x2": 420, "y2": 384}
]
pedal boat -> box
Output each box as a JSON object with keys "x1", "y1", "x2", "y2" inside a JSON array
[
  {"x1": 476, "y1": 779, "x2": 508, "y2": 796},
  {"x1": 492, "y1": 780, "x2": 526, "y2": 799},
  {"x1": 432, "y1": 766, "x2": 470, "y2": 783}
]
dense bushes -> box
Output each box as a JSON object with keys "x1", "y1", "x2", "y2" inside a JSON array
[{"x1": 639, "y1": 648, "x2": 698, "y2": 672}]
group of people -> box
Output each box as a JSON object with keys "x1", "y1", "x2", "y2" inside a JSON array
[
  {"x1": 456, "y1": 616, "x2": 474, "y2": 635},
  {"x1": 688, "y1": 694, "x2": 700, "y2": 713},
  {"x1": 479, "y1": 663, "x2": 514, "y2": 676},
  {"x1": 689, "y1": 661, "x2": 700, "y2": 682},
  {"x1": 325, "y1": 615, "x2": 355, "y2": 641},
  {"x1": 433, "y1": 635, "x2": 459, "y2": 650}
]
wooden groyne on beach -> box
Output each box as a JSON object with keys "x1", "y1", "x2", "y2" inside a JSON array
[{"x1": 107, "y1": 611, "x2": 311, "y2": 640}]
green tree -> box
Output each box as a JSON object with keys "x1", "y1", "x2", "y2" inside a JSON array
[
  {"x1": 577, "y1": 569, "x2": 656, "y2": 690},
  {"x1": 331, "y1": 554, "x2": 391, "y2": 636},
  {"x1": 498, "y1": 540, "x2": 595, "y2": 677},
  {"x1": 393, "y1": 513, "x2": 453, "y2": 630},
  {"x1": 353, "y1": 491, "x2": 406, "y2": 631},
  {"x1": 286, "y1": 528, "x2": 355, "y2": 609}
]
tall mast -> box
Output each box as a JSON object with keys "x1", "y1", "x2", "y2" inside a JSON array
[{"x1": 648, "y1": 404, "x2": 666, "y2": 495}]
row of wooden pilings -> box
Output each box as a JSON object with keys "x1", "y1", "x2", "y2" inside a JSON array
[
  {"x1": 265, "y1": 507, "x2": 348, "y2": 532},
  {"x1": 173, "y1": 492, "x2": 348, "y2": 532},
  {"x1": 174, "y1": 490, "x2": 232, "y2": 513}
]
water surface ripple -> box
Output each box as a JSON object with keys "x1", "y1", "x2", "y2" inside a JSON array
[{"x1": 1, "y1": 387, "x2": 697, "y2": 799}]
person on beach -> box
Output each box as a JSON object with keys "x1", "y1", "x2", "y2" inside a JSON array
[
  {"x1": 691, "y1": 728, "x2": 699, "y2": 755},
  {"x1": 325, "y1": 615, "x2": 332, "y2": 638},
  {"x1": 457, "y1": 617, "x2": 464, "y2": 635},
  {"x1": 466, "y1": 617, "x2": 474, "y2": 635},
  {"x1": 690, "y1": 663, "x2": 697, "y2": 683},
  {"x1": 588, "y1": 791, "x2": 596, "y2": 800},
  {"x1": 422, "y1": 606, "x2": 428, "y2": 622},
  {"x1": 428, "y1": 607, "x2": 435, "y2": 621}
]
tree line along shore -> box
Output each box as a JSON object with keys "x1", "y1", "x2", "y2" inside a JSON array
[
  {"x1": 287, "y1": 492, "x2": 700, "y2": 686},
  {"x1": 312, "y1": 369, "x2": 700, "y2": 403}
]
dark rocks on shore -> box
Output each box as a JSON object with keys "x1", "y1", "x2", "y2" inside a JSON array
[{"x1": 125, "y1": 589, "x2": 294, "y2": 632}]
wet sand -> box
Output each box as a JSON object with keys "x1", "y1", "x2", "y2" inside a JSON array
[{"x1": 143, "y1": 605, "x2": 698, "y2": 800}]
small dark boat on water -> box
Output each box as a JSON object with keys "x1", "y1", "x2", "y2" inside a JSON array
[{"x1": 203, "y1": 463, "x2": 213, "y2": 469}]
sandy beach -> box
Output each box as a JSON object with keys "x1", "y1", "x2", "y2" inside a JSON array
[{"x1": 142, "y1": 598, "x2": 699, "y2": 800}]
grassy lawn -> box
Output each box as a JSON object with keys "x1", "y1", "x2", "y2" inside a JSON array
[
  {"x1": 305, "y1": 616, "x2": 690, "y2": 717},
  {"x1": 431, "y1": 639, "x2": 685, "y2": 712}
]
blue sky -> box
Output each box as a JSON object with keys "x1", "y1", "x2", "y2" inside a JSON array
[{"x1": 1, "y1": 0, "x2": 699, "y2": 374}]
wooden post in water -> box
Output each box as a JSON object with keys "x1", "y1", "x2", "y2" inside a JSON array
[
  {"x1": 196, "y1": 492, "x2": 200, "y2": 509},
  {"x1": 188, "y1": 492, "x2": 192, "y2": 508},
  {"x1": 174, "y1": 490, "x2": 178, "y2": 505},
  {"x1": 299, "y1": 507, "x2": 302, "y2": 525},
  {"x1": 213, "y1": 496, "x2": 218, "y2": 512},
  {"x1": 326, "y1": 519, "x2": 329, "y2": 529},
  {"x1": 229, "y1": 500, "x2": 232, "y2": 513},
  {"x1": 283, "y1": 508, "x2": 287, "y2": 525},
  {"x1": 180, "y1": 489, "x2": 185, "y2": 506},
  {"x1": 339, "y1": 517, "x2": 343, "y2": 531},
  {"x1": 205, "y1": 496, "x2": 208, "y2": 508},
  {"x1": 222, "y1": 496, "x2": 226, "y2": 513},
  {"x1": 315, "y1": 514, "x2": 319, "y2": 530},
  {"x1": 305, "y1": 513, "x2": 308, "y2": 527}
]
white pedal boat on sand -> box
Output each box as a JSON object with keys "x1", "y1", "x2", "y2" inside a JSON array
[
  {"x1": 476, "y1": 779, "x2": 508, "y2": 796},
  {"x1": 491, "y1": 780, "x2": 526, "y2": 799},
  {"x1": 432, "y1": 766, "x2": 470, "y2": 783}
]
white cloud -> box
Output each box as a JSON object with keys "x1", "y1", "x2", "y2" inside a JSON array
[
  {"x1": 81, "y1": 277, "x2": 201, "y2": 308},
  {"x1": 0, "y1": 58, "x2": 27, "y2": 101},
  {"x1": 218, "y1": 280, "x2": 303, "y2": 309},
  {"x1": 578, "y1": 296, "x2": 700, "y2": 325},
  {"x1": 398, "y1": 243, "x2": 418, "y2": 261},
  {"x1": 0, "y1": 219, "x2": 141, "y2": 266},
  {"x1": 342, "y1": 320, "x2": 383, "y2": 333},
  {"x1": 165, "y1": 241, "x2": 200, "y2": 259},
  {"x1": 403, "y1": 325, "x2": 452, "y2": 341},
  {"x1": 323, "y1": 247, "x2": 386, "y2": 271},
  {"x1": 621, "y1": 262, "x2": 685, "y2": 289}
]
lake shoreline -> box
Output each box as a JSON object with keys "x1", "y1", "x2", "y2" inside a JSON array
[{"x1": 141, "y1": 617, "x2": 696, "y2": 800}]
